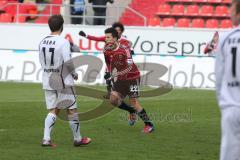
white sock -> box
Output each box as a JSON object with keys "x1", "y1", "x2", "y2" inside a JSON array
[
  {"x1": 43, "y1": 113, "x2": 56, "y2": 141},
  {"x1": 68, "y1": 113, "x2": 82, "y2": 141}
]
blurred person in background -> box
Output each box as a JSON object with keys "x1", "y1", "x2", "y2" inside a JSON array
[
  {"x1": 70, "y1": 0, "x2": 85, "y2": 24},
  {"x1": 88, "y1": 0, "x2": 113, "y2": 25}
]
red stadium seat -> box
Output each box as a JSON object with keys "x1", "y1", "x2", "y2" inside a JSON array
[
  {"x1": 52, "y1": 6, "x2": 61, "y2": 14},
  {"x1": 192, "y1": 18, "x2": 205, "y2": 28},
  {"x1": 35, "y1": 17, "x2": 49, "y2": 24},
  {"x1": 193, "y1": 0, "x2": 208, "y2": 2},
  {"x1": 13, "y1": 15, "x2": 26, "y2": 23},
  {"x1": 0, "y1": 13, "x2": 12, "y2": 22},
  {"x1": 157, "y1": 4, "x2": 171, "y2": 15},
  {"x1": 172, "y1": 4, "x2": 185, "y2": 15},
  {"x1": 207, "y1": 0, "x2": 222, "y2": 3},
  {"x1": 162, "y1": 18, "x2": 176, "y2": 27},
  {"x1": 148, "y1": 17, "x2": 160, "y2": 26},
  {"x1": 0, "y1": 0, "x2": 7, "y2": 8},
  {"x1": 165, "y1": 0, "x2": 180, "y2": 2},
  {"x1": 206, "y1": 19, "x2": 219, "y2": 28},
  {"x1": 221, "y1": 19, "x2": 232, "y2": 28},
  {"x1": 52, "y1": 0, "x2": 62, "y2": 4},
  {"x1": 177, "y1": 18, "x2": 190, "y2": 27},
  {"x1": 222, "y1": 0, "x2": 231, "y2": 3},
  {"x1": 186, "y1": 5, "x2": 199, "y2": 16},
  {"x1": 215, "y1": 6, "x2": 229, "y2": 16},
  {"x1": 4, "y1": 4, "x2": 28, "y2": 16},
  {"x1": 201, "y1": 5, "x2": 214, "y2": 16},
  {"x1": 28, "y1": 9, "x2": 38, "y2": 19}
]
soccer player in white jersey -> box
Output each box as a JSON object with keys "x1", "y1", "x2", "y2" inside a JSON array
[
  {"x1": 39, "y1": 14, "x2": 91, "y2": 147},
  {"x1": 215, "y1": 1, "x2": 240, "y2": 159}
]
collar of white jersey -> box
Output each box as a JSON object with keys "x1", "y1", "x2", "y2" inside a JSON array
[{"x1": 50, "y1": 34, "x2": 60, "y2": 36}]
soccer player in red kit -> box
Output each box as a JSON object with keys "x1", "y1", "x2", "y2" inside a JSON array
[
  {"x1": 103, "y1": 27, "x2": 154, "y2": 133},
  {"x1": 79, "y1": 22, "x2": 134, "y2": 99}
]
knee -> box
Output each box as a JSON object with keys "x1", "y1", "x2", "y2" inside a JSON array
[
  {"x1": 68, "y1": 108, "x2": 77, "y2": 115},
  {"x1": 48, "y1": 108, "x2": 59, "y2": 115},
  {"x1": 130, "y1": 98, "x2": 137, "y2": 106},
  {"x1": 67, "y1": 109, "x2": 78, "y2": 121},
  {"x1": 110, "y1": 92, "x2": 122, "y2": 106}
]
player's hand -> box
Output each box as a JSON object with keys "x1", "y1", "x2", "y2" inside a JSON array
[
  {"x1": 71, "y1": 72, "x2": 78, "y2": 80},
  {"x1": 204, "y1": 42, "x2": 214, "y2": 54},
  {"x1": 79, "y1": 31, "x2": 86, "y2": 37},
  {"x1": 104, "y1": 72, "x2": 111, "y2": 80},
  {"x1": 204, "y1": 31, "x2": 219, "y2": 54},
  {"x1": 130, "y1": 50, "x2": 135, "y2": 55},
  {"x1": 104, "y1": 70, "x2": 117, "y2": 82},
  {"x1": 105, "y1": 74, "x2": 113, "y2": 81}
]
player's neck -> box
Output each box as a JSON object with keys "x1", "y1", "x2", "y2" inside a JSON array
[
  {"x1": 51, "y1": 31, "x2": 61, "y2": 35},
  {"x1": 112, "y1": 42, "x2": 119, "y2": 51}
]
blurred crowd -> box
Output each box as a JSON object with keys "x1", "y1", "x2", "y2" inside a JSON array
[
  {"x1": 70, "y1": 0, "x2": 114, "y2": 25},
  {"x1": 16, "y1": 0, "x2": 114, "y2": 25}
]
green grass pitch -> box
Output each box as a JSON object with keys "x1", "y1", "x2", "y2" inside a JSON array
[{"x1": 0, "y1": 82, "x2": 220, "y2": 160}]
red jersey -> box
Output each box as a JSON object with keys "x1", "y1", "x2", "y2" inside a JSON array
[
  {"x1": 103, "y1": 44, "x2": 140, "y2": 80},
  {"x1": 118, "y1": 36, "x2": 132, "y2": 49}
]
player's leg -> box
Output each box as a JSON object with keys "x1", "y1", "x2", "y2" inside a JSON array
[
  {"x1": 110, "y1": 91, "x2": 136, "y2": 114},
  {"x1": 60, "y1": 87, "x2": 91, "y2": 146},
  {"x1": 130, "y1": 98, "x2": 154, "y2": 133},
  {"x1": 42, "y1": 90, "x2": 59, "y2": 147},
  {"x1": 128, "y1": 79, "x2": 154, "y2": 133},
  {"x1": 111, "y1": 80, "x2": 138, "y2": 126},
  {"x1": 67, "y1": 108, "x2": 91, "y2": 146},
  {"x1": 220, "y1": 107, "x2": 240, "y2": 160}
]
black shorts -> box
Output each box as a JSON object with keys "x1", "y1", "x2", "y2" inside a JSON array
[{"x1": 112, "y1": 78, "x2": 140, "y2": 98}]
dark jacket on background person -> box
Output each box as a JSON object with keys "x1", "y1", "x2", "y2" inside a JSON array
[
  {"x1": 88, "y1": 0, "x2": 113, "y2": 25},
  {"x1": 88, "y1": 0, "x2": 113, "y2": 13}
]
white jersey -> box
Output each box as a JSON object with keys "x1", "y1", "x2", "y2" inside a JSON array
[
  {"x1": 39, "y1": 35, "x2": 74, "y2": 90},
  {"x1": 215, "y1": 27, "x2": 240, "y2": 108}
]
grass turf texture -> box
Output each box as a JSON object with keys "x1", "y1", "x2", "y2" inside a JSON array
[{"x1": 0, "y1": 82, "x2": 220, "y2": 160}]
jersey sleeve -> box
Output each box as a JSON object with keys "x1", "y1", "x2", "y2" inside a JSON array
[
  {"x1": 215, "y1": 34, "x2": 225, "y2": 100},
  {"x1": 61, "y1": 40, "x2": 72, "y2": 62},
  {"x1": 38, "y1": 44, "x2": 42, "y2": 67},
  {"x1": 86, "y1": 35, "x2": 106, "y2": 42}
]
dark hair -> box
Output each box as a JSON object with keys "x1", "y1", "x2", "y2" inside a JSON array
[
  {"x1": 112, "y1": 22, "x2": 124, "y2": 32},
  {"x1": 104, "y1": 27, "x2": 119, "y2": 39},
  {"x1": 48, "y1": 14, "x2": 64, "y2": 32}
]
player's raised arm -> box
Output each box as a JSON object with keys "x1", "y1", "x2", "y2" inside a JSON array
[
  {"x1": 79, "y1": 31, "x2": 106, "y2": 42},
  {"x1": 204, "y1": 31, "x2": 219, "y2": 54}
]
